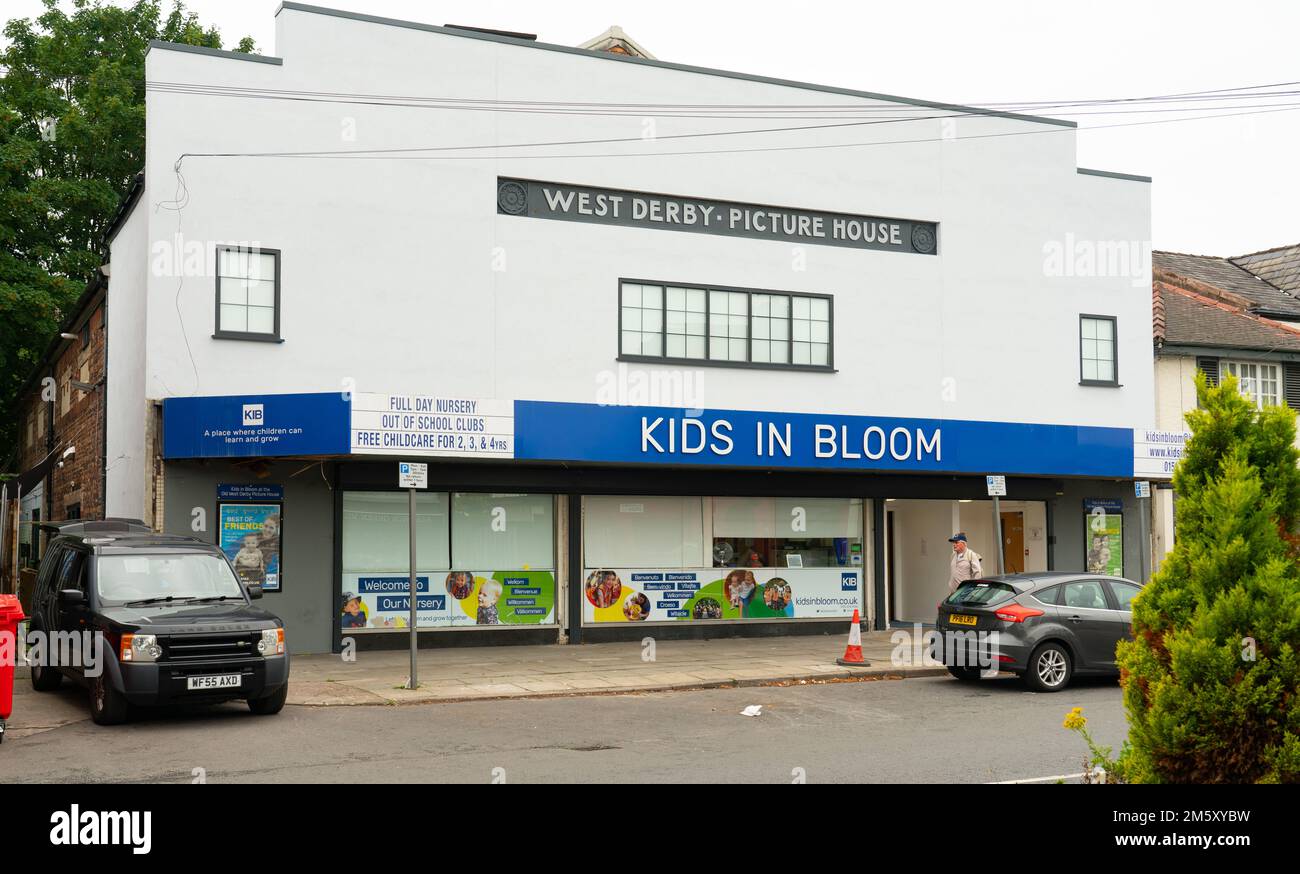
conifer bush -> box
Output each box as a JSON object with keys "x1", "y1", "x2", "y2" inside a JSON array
[{"x1": 1117, "y1": 372, "x2": 1300, "y2": 782}]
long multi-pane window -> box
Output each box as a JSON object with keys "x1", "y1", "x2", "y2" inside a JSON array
[
  {"x1": 620, "y1": 280, "x2": 832, "y2": 369},
  {"x1": 1221, "y1": 360, "x2": 1280, "y2": 409}
]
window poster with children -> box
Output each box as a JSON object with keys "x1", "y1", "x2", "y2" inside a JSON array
[
  {"x1": 339, "y1": 571, "x2": 555, "y2": 630},
  {"x1": 219, "y1": 502, "x2": 282, "y2": 592},
  {"x1": 581, "y1": 567, "x2": 862, "y2": 623}
]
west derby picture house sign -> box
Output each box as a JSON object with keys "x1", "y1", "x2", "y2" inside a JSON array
[{"x1": 496, "y1": 177, "x2": 940, "y2": 255}]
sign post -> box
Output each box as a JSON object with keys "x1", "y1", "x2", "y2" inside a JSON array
[
  {"x1": 1135, "y1": 481, "x2": 1151, "y2": 583},
  {"x1": 986, "y1": 475, "x2": 1007, "y2": 575},
  {"x1": 398, "y1": 462, "x2": 428, "y2": 689}
]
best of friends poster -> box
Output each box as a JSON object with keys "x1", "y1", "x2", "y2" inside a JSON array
[
  {"x1": 219, "y1": 503, "x2": 282, "y2": 592},
  {"x1": 1084, "y1": 499, "x2": 1124, "y2": 576}
]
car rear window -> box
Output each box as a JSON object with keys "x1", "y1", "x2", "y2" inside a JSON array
[{"x1": 945, "y1": 581, "x2": 1016, "y2": 607}]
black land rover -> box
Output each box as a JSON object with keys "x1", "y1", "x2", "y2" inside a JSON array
[{"x1": 28, "y1": 519, "x2": 289, "y2": 725}]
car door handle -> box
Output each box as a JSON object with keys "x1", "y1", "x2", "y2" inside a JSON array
[{"x1": 1067, "y1": 615, "x2": 1084, "y2": 623}]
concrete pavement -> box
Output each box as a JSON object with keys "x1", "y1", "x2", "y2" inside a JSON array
[{"x1": 286, "y1": 630, "x2": 946, "y2": 705}]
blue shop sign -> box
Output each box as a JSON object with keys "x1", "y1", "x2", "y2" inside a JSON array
[
  {"x1": 513, "y1": 401, "x2": 1133, "y2": 478},
  {"x1": 165, "y1": 392, "x2": 1136, "y2": 478},
  {"x1": 163, "y1": 392, "x2": 349, "y2": 459}
]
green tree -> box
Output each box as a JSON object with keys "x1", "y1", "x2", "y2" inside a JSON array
[
  {"x1": 0, "y1": 0, "x2": 253, "y2": 467},
  {"x1": 1117, "y1": 372, "x2": 1300, "y2": 782}
]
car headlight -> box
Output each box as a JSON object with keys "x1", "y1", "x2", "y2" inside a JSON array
[
  {"x1": 257, "y1": 628, "x2": 285, "y2": 656},
  {"x1": 121, "y1": 633, "x2": 162, "y2": 662}
]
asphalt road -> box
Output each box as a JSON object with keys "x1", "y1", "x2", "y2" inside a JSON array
[{"x1": 3, "y1": 674, "x2": 1126, "y2": 783}]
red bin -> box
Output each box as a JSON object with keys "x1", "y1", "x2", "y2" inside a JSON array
[{"x1": 0, "y1": 593, "x2": 24, "y2": 743}]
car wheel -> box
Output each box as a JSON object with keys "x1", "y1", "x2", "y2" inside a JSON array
[
  {"x1": 30, "y1": 658, "x2": 63, "y2": 692},
  {"x1": 247, "y1": 683, "x2": 288, "y2": 716},
  {"x1": 946, "y1": 665, "x2": 983, "y2": 682},
  {"x1": 89, "y1": 674, "x2": 131, "y2": 725},
  {"x1": 1024, "y1": 642, "x2": 1073, "y2": 692}
]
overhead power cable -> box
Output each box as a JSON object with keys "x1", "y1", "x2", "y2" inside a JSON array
[
  {"x1": 145, "y1": 80, "x2": 1300, "y2": 121},
  {"x1": 143, "y1": 78, "x2": 1300, "y2": 115},
  {"x1": 173, "y1": 104, "x2": 1300, "y2": 164}
]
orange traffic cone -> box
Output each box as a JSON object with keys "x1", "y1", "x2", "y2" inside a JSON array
[{"x1": 836, "y1": 608, "x2": 872, "y2": 667}]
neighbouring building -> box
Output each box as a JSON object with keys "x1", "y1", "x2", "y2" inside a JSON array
[
  {"x1": 39, "y1": 3, "x2": 1161, "y2": 654},
  {"x1": 1149, "y1": 247, "x2": 1300, "y2": 570},
  {"x1": 3, "y1": 177, "x2": 145, "y2": 600},
  {"x1": 5, "y1": 275, "x2": 109, "y2": 598}
]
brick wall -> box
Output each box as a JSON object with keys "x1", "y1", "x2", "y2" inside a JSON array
[{"x1": 15, "y1": 300, "x2": 107, "y2": 522}]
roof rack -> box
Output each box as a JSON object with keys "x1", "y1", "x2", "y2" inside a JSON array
[{"x1": 38, "y1": 518, "x2": 153, "y2": 537}]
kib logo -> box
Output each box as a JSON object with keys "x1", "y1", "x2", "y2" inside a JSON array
[
  {"x1": 242, "y1": 404, "x2": 264, "y2": 426},
  {"x1": 841, "y1": 573, "x2": 858, "y2": 592}
]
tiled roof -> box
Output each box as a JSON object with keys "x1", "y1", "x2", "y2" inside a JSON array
[
  {"x1": 1153, "y1": 250, "x2": 1300, "y2": 318},
  {"x1": 1156, "y1": 282, "x2": 1300, "y2": 352},
  {"x1": 1232, "y1": 243, "x2": 1300, "y2": 295}
]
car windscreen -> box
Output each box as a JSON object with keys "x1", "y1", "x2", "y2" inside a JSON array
[
  {"x1": 944, "y1": 581, "x2": 1017, "y2": 608},
  {"x1": 96, "y1": 553, "x2": 245, "y2": 606}
]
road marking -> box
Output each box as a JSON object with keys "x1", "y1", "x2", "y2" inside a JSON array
[{"x1": 988, "y1": 772, "x2": 1087, "y2": 784}]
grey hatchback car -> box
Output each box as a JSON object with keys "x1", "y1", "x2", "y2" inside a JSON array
[{"x1": 932, "y1": 572, "x2": 1143, "y2": 692}]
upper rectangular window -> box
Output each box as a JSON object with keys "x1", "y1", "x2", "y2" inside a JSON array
[
  {"x1": 215, "y1": 246, "x2": 281, "y2": 341},
  {"x1": 1079, "y1": 315, "x2": 1117, "y2": 385},
  {"x1": 1220, "y1": 359, "x2": 1280, "y2": 409},
  {"x1": 620, "y1": 280, "x2": 832, "y2": 370}
]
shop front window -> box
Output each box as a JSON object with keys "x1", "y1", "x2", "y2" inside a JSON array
[
  {"x1": 711, "y1": 497, "x2": 862, "y2": 569},
  {"x1": 581, "y1": 495, "x2": 863, "y2": 625},
  {"x1": 340, "y1": 491, "x2": 555, "y2": 631}
]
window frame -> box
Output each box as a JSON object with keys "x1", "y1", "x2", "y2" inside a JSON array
[
  {"x1": 1058, "y1": 578, "x2": 1109, "y2": 610},
  {"x1": 1219, "y1": 358, "x2": 1281, "y2": 409},
  {"x1": 213, "y1": 245, "x2": 283, "y2": 343},
  {"x1": 1078, "y1": 313, "x2": 1119, "y2": 387},
  {"x1": 1103, "y1": 579, "x2": 1142, "y2": 612},
  {"x1": 618, "y1": 278, "x2": 835, "y2": 372}
]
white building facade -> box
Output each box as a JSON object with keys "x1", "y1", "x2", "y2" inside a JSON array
[{"x1": 105, "y1": 4, "x2": 1155, "y2": 653}]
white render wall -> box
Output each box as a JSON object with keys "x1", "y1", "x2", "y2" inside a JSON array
[
  {"x1": 1154, "y1": 354, "x2": 1198, "y2": 431},
  {"x1": 105, "y1": 198, "x2": 149, "y2": 518},
  {"x1": 138, "y1": 6, "x2": 1154, "y2": 431}
]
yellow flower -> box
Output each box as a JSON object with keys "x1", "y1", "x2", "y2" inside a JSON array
[{"x1": 1063, "y1": 707, "x2": 1087, "y2": 731}]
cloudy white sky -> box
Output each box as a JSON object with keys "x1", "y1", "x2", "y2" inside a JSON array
[{"x1": 7, "y1": 0, "x2": 1298, "y2": 255}]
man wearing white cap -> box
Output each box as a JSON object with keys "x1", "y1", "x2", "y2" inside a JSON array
[{"x1": 947, "y1": 532, "x2": 983, "y2": 594}]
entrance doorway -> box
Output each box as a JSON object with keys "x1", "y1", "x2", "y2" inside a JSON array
[{"x1": 1000, "y1": 511, "x2": 1025, "y2": 574}]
